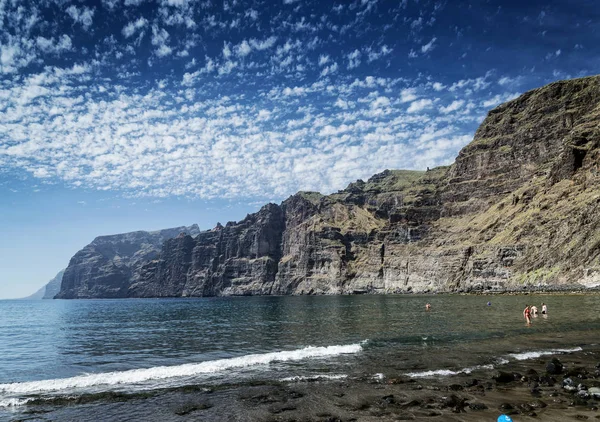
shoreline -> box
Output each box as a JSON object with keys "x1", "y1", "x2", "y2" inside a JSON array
[
  {"x1": 17, "y1": 287, "x2": 600, "y2": 301},
  {"x1": 6, "y1": 345, "x2": 600, "y2": 421}
]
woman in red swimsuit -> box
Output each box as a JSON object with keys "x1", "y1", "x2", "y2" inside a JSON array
[{"x1": 523, "y1": 305, "x2": 532, "y2": 325}]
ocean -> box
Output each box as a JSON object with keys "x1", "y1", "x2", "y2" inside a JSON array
[{"x1": 1, "y1": 294, "x2": 599, "y2": 421}]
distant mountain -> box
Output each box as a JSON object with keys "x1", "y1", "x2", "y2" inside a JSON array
[
  {"x1": 22, "y1": 269, "x2": 65, "y2": 299},
  {"x1": 57, "y1": 75, "x2": 600, "y2": 298}
]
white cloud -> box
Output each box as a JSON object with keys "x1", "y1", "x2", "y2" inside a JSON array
[
  {"x1": 407, "y1": 98, "x2": 433, "y2": 113},
  {"x1": 481, "y1": 92, "x2": 519, "y2": 108},
  {"x1": 222, "y1": 42, "x2": 232, "y2": 59},
  {"x1": 0, "y1": 2, "x2": 527, "y2": 203},
  {"x1": 36, "y1": 35, "x2": 72, "y2": 54},
  {"x1": 320, "y1": 62, "x2": 338, "y2": 77},
  {"x1": 400, "y1": 88, "x2": 418, "y2": 103},
  {"x1": 439, "y1": 100, "x2": 464, "y2": 114},
  {"x1": 347, "y1": 49, "x2": 361, "y2": 69},
  {"x1": 421, "y1": 37, "x2": 437, "y2": 54},
  {"x1": 156, "y1": 44, "x2": 172, "y2": 57},
  {"x1": 66, "y1": 5, "x2": 95, "y2": 30},
  {"x1": 367, "y1": 45, "x2": 392, "y2": 62},
  {"x1": 122, "y1": 18, "x2": 148, "y2": 38},
  {"x1": 234, "y1": 40, "x2": 252, "y2": 57},
  {"x1": 249, "y1": 36, "x2": 277, "y2": 50}
]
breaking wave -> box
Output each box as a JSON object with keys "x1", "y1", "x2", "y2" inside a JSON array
[
  {"x1": 508, "y1": 347, "x2": 583, "y2": 361},
  {"x1": 0, "y1": 343, "x2": 363, "y2": 400}
]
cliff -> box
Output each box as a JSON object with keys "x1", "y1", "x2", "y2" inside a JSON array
[
  {"x1": 57, "y1": 75, "x2": 600, "y2": 298},
  {"x1": 22, "y1": 269, "x2": 65, "y2": 299},
  {"x1": 55, "y1": 225, "x2": 200, "y2": 298}
]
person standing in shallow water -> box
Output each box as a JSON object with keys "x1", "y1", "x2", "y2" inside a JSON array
[
  {"x1": 541, "y1": 302, "x2": 547, "y2": 314},
  {"x1": 523, "y1": 305, "x2": 532, "y2": 325},
  {"x1": 425, "y1": 303, "x2": 431, "y2": 311}
]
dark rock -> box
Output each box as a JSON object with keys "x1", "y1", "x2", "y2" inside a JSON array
[
  {"x1": 528, "y1": 400, "x2": 547, "y2": 409},
  {"x1": 546, "y1": 358, "x2": 564, "y2": 375},
  {"x1": 539, "y1": 375, "x2": 557, "y2": 386},
  {"x1": 400, "y1": 399, "x2": 422, "y2": 409},
  {"x1": 463, "y1": 379, "x2": 479, "y2": 387},
  {"x1": 571, "y1": 396, "x2": 590, "y2": 406},
  {"x1": 519, "y1": 403, "x2": 534, "y2": 412},
  {"x1": 526, "y1": 369, "x2": 540, "y2": 382},
  {"x1": 441, "y1": 395, "x2": 460, "y2": 408},
  {"x1": 268, "y1": 404, "x2": 297, "y2": 414},
  {"x1": 565, "y1": 367, "x2": 589, "y2": 378},
  {"x1": 494, "y1": 371, "x2": 517, "y2": 383},
  {"x1": 468, "y1": 402, "x2": 488, "y2": 410},
  {"x1": 173, "y1": 402, "x2": 212, "y2": 415}
]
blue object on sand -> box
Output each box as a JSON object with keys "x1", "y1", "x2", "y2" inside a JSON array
[{"x1": 498, "y1": 415, "x2": 513, "y2": 422}]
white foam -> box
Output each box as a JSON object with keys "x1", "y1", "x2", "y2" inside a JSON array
[
  {"x1": 407, "y1": 369, "x2": 460, "y2": 378},
  {"x1": 280, "y1": 374, "x2": 348, "y2": 382},
  {"x1": 508, "y1": 347, "x2": 583, "y2": 361},
  {"x1": 406, "y1": 346, "x2": 584, "y2": 379},
  {"x1": 0, "y1": 343, "x2": 363, "y2": 396},
  {"x1": 406, "y1": 363, "x2": 495, "y2": 378},
  {"x1": 0, "y1": 398, "x2": 32, "y2": 407}
]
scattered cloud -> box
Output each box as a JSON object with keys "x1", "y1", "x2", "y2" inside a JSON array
[
  {"x1": 0, "y1": 0, "x2": 582, "y2": 203},
  {"x1": 407, "y1": 98, "x2": 434, "y2": 113},
  {"x1": 421, "y1": 37, "x2": 437, "y2": 54}
]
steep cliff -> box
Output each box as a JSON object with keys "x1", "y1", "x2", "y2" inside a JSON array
[
  {"x1": 57, "y1": 75, "x2": 600, "y2": 298},
  {"x1": 22, "y1": 269, "x2": 65, "y2": 299},
  {"x1": 56, "y1": 225, "x2": 200, "y2": 298}
]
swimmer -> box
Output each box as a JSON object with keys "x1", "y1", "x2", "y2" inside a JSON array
[
  {"x1": 425, "y1": 303, "x2": 431, "y2": 311},
  {"x1": 541, "y1": 302, "x2": 547, "y2": 314},
  {"x1": 530, "y1": 305, "x2": 538, "y2": 316},
  {"x1": 523, "y1": 304, "x2": 532, "y2": 325}
]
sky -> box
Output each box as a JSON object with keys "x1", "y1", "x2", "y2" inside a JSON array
[{"x1": 1, "y1": 0, "x2": 599, "y2": 298}]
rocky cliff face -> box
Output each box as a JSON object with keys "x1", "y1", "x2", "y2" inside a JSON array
[
  {"x1": 56, "y1": 226, "x2": 200, "y2": 298},
  {"x1": 57, "y1": 75, "x2": 600, "y2": 298},
  {"x1": 22, "y1": 269, "x2": 65, "y2": 299}
]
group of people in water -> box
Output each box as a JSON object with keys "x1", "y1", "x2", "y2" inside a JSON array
[
  {"x1": 424, "y1": 302, "x2": 548, "y2": 326},
  {"x1": 523, "y1": 302, "x2": 547, "y2": 324}
]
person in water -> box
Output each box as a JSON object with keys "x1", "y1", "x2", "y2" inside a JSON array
[
  {"x1": 541, "y1": 303, "x2": 547, "y2": 314},
  {"x1": 425, "y1": 303, "x2": 431, "y2": 311},
  {"x1": 523, "y1": 305, "x2": 532, "y2": 324},
  {"x1": 530, "y1": 305, "x2": 538, "y2": 315}
]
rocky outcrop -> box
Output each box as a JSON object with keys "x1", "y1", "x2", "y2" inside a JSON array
[
  {"x1": 22, "y1": 269, "x2": 65, "y2": 299},
  {"x1": 55, "y1": 226, "x2": 200, "y2": 298},
  {"x1": 57, "y1": 75, "x2": 600, "y2": 298}
]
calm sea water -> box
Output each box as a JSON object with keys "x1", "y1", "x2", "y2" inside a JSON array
[{"x1": 1, "y1": 294, "x2": 599, "y2": 418}]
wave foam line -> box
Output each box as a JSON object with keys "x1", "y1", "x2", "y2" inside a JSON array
[
  {"x1": 406, "y1": 363, "x2": 494, "y2": 379},
  {"x1": 280, "y1": 374, "x2": 348, "y2": 382},
  {"x1": 0, "y1": 398, "x2": 33, "y2": 407},
  {"x1": 508, "y1": 347, "x2": 583, "y2": 361},
  {"x1": 0, "y1": 343, "x2": 363, "y2": 396},
  {"x1": 406, "y1": 347, "x2": 584, "y2": 378}
]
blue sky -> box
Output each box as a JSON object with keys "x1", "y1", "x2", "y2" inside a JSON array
[{"x1": 1, "y1": 0, "x2": 598, "y2": 298}]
